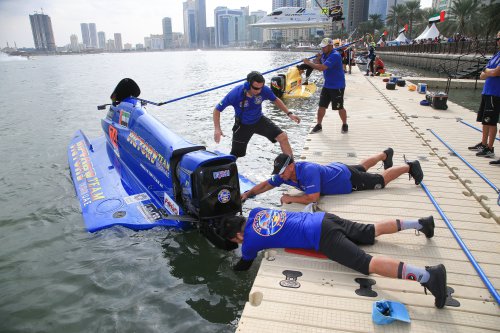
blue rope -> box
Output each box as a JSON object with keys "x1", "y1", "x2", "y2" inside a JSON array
[
  {"x1": 137, "y1": 40, "x2": 361, "y2": 107},
  {"x1": 428, "y1": 129, "x2": 500, "y2": 193},
  {"x1": 420, "y1": 181, "x2": 500, "y2": 305},
  {"x1": 459, "y1": 120, "x2": 500, "y2": 142}
]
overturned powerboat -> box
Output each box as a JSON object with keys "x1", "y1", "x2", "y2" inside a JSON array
[
  {"x1": 270, "y1": 66, "x2": 317, "y2": 99},
  {"x1": 68, "y1": 78, "x2": 253, "y2": 250}
]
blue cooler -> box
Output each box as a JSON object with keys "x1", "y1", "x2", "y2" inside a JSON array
[{"x1": 417, "y1": 83, "x2": 427, "y2": 94}]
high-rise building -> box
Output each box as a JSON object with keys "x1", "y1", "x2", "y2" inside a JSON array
[
  {"x1": 272, "y1": 0, "x2": 306, "y2": 9},
  {"x1": 346, "y1": 0, "x2": 369, "y2": 32},
  {"x1": 195, "y1": 0, "x2": 208, "y2": 48},
  {"x1": 89, "y1": 23, "x2": 97, "y2": 48},
  {"x1": 107, "y1": 39, "x2": 115, "y2": 51},
  {"x1": 70, "y1": 34, "x2": 79, "y2": 52},
  {"x1": 214, "y1": 6, "x2": 246, "y2": 47},
  {"x1": 114, "y1": 33, "x2": 123, "y2": 51},
  {"x1": 183, "y1": 0, "x2": 197, "y2": 47},
  {"x1": 98, "y1": 31, "x2": 106, "y2": 49},
  {"x1": 248, "y1": 10, "x2": 267, "y2": 44},
  {"x1": 80, "y1": 23, "x2": 90, "y2": 47},
  {"x1": 162, "y1": 17, "x2": 173, "y2": 48},
  {"x1": 368, "y1": 0, "x2": 388, "y2": 21},
  {"x1": 29, "y1": 13, "x2": 56, "y2": 51}
]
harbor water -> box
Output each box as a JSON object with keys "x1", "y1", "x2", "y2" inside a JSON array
[{"x1": 0, "y1": 51, "x2": 481, "y2": 332}]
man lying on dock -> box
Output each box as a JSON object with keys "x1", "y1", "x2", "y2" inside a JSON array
[
  {"x1": 241, "y1": 148, "x2": 423, "y2": 204},
  {"x1": 221, "y1": 208, "x2": 447, "y2": 308}
]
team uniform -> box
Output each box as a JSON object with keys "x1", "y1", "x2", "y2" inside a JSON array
[
  {"x1": 477, "y1": 51, "x2": 500, "y2": 125},
  {"x1": 216, "y1": 84, "x2": 283, "y2": 157},
  {"x1": 240, "y1": 208, "x2": 375, "y2": 274},
  {"x1": 319, "y1": 50, "x2": 346, "y2": 110},
  {"x1": 266, "y1": 161, "x2": 385, "y2": 194}
]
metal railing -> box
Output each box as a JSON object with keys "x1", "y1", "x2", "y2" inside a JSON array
[{"x1": 379, "y1": 39, "x2": 497, "y2": 55}]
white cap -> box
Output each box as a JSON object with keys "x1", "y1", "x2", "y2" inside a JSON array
[{"x1": 318, "y1": 38, "x2": 333, "y2": 48}]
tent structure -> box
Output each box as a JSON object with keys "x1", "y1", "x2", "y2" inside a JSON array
[
  {"x1": 415, "y1": 23, "x2": 440, "y2": 41},
  {"x1": 395, "y1": 32, "x2": 409, "y2": 43}
]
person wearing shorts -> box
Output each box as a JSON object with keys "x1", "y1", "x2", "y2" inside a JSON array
[
  {"x1": 302, "y1": 38, "x2": 348, "y2": 134},
  {"x1": 220, "y1": 208, "x2": 448, "y2": 309},
  {"x1": 241, "y1": 148, "x2": 424, "y2": 205},
  {"x1": 468, "y1": 31, "x2": 500, "y2": 160},
  {"x1": 213, "y1": 71, "x2": 301, "y2": 158}
]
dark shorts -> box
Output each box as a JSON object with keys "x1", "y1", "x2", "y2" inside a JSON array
[
  {"x1": 231, "y1": 116, "x2": 283, "y2": 158},
  {"x1": 319, "y1": 87, "x2": 344, "y2": 110},
  {"x1": 346, "y1": 164, "x2": 385, "y2": 191},
  {"x1": 477, "y1": 95, "x2": 500, "y2": 125},
  {"x1": 319, "y1": 213, "x2": 375, "y2": 275}
]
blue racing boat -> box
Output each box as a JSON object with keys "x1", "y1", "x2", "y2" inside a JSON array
[{"x1": 68, "y1": 78, "x2": 253, "y2": 249}]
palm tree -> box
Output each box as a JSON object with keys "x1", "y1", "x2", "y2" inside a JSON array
[
  {"x1": 369, "y1": 14, "x2": 384, "y2": 33},
  {"x1": 448, "y1": 0, "x2": 480, "y2": 36},
  {"x1": 386, "y1": 4, "x2": 408, "y2": 40},
  {"x1": 405, "y1": 0, "x2": 423, "y2": 38}
]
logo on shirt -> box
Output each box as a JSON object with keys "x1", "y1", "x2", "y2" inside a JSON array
[
  {"x1": 252, "y1": 209, "x2": 286, "y2": 236},
  {"x1": 254, "y1": 96, "x2": 263, "y2": 105}
]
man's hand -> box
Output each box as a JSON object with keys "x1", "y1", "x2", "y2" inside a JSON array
[
  {"x1": 214, "y1": 129, "x2": 223, "y2": 143},
  {"x1": 241, "y1": 191, "x2": 251, "y2": 202},
  {"x1": 480, "y1": 70, "x2": 487, "y2": 80},
  {"x1": 289, "y1": 114, "x2": 301, "y2": 124},
  {"x1": 280, "y1": 194, "x2": 294, "y2": 204}
]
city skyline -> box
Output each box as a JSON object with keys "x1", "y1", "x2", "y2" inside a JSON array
[{"x1": 0, "y1": 0, "x2": 275, "y2": 48}]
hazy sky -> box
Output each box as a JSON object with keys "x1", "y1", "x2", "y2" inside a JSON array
[{"x1": 0, "y1": 0, "x2": 432, "y2": 48}]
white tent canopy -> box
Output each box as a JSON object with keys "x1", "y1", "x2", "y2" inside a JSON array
[
  {"x1": 415, "y1": 23, "x2": 440, "y2": 41},
  {"x1": 395, "y1": 32, "x2": 409, "y2": 43}
]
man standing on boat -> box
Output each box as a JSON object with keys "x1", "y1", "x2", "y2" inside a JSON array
[
  {"x1": 220, "y1": 208, "x2": 447, "y2": 309},
  {"x1": 241, "y1": 149, "x2": 424, "y2": 205},
  {"x1": 468, "y1": 31, "x2": 500, "y2": 162},
  {"x1": 303, "y1": 38, "x2": 348, "y2": 134},
  {"x1": 213, "y1": 71, "x2": 301, "y2": 158}
]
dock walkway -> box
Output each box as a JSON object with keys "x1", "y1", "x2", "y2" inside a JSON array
[{"x1": 236, "y1": 66, "x2": 500, "y2": 332}]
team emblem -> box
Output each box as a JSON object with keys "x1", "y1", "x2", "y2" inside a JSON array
[
  {"x1": 217, "y1": 189, "x2": 231, "y2": 203},
  {"x1": 252, "y1": 209, "x2": 287, "y2": 236}
]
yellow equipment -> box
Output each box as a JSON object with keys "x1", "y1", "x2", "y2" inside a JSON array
[{"x1": 270, "y1": 66, "x2": 317, "y2": 99}]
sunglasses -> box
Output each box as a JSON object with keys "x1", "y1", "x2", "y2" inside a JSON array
[
  {"x1": 251, "y1": 85, "x2": 263, "y2": 90},
  {"x1": 496, "y1": 37, "x2": 500, "y2": 41}
]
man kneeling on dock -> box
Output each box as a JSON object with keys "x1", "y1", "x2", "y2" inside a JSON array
[
  {"x1": 241, "y1": 148, "x2": 423, "y2": 204},
  {"x1": 221, "y1": 208, "x2": 447, "y2": 308}
]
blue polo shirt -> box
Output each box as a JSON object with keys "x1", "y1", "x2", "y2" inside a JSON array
[
  {"x1": 215, "y1": 84, "x2": 277, "y2": 125},
  {"x1": 241, "y1": 208, "x2": 325, "y2": 261},
  {"x1": 483, "y1": 51, "x2": 500, "y2": 97},
  {"x1": 267, "y1": 161, "x2": 352, "y2": 195},
  {"x1": 321, "y1": 51, "x2": 346, "y2": 89}
]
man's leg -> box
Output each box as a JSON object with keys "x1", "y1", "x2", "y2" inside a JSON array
[
  {"x1": 359, "y1": 148, "x2": 393, "y2": 171},
  {"x1": 338, "y1": 108, "x2": 347, "y2": 125},
  {"x1": 487, "y1": 124, "x2": 497, "y2": 149},
  {"x1": 317, "y1": 106, "x2": 327, "y2": 125},
  {"x1": 275, "y1": 132, "x2": 293, "y2": 156}
]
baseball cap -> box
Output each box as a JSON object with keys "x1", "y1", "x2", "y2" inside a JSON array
[
  {"x1": 372, "y1": 300, "x2": 411, "y2": 325},
  {"x1": 272, "y1": 154, "x2": 294, "y2": 175},
  {"x1": 318, "y1": 38, "x2": 333, "y2": 48},
  {"x1": 333, "y1": 38, "x2": 341, "y2": 45}
]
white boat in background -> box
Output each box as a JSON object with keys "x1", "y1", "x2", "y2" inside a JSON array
[{"x1": 251, "y1": 7, "x2": 331, "y2": 29}]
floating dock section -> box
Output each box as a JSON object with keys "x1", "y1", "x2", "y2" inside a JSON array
[{"x1": 237, "y1": 67, "x2": 500, "y2": 332}]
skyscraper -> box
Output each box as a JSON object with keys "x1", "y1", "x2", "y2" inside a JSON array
[
  {"x1": 195, "y1": 0, "x2": 208, "y2": 48},
  {"x1": 346, "y1": 0, "x2": 369, "y2": 32},
  {"x1": 272, "y1": 0, "x2": 306, "y2": 10},
  {"x1": 369, "y1": 0, "x2": 388, "y2": 21},
  {"x1": 80, "y1": 23, "x2": 90, "y2": 48},
  {"x1": 214, "y1": 6, "x2": 246, "y2": 47},
  {"x1": 29, "y1": 13, "x2": 56, "y2": 51},
  {"x1": 114, "y1": 33, "x2": 123, "y2": 51},
  {"x1": 98, "y1": 31, "x2": 106, "y2": 49},
  {"x1": 183, "y1": 0, "x2": 197, "y2": 48},
  {"x1": 70, "y1": 34, "x2": 79, "y2": 52},
  {"x1": 89, "y1": 23, "x2": 98, "y2": 48},
  {"x1": 162, "y1": 17, "x2": 173, "y2": 48}
]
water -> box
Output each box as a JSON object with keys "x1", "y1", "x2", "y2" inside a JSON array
[
  {"x1": 0, "y1": 51, "x2": 319, "y2": 333},
  {"x1": 384, "y1": 60, "x2": 483, "y2": 111}
]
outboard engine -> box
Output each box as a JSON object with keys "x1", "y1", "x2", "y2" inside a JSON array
[{"x1": 270, "y1": 74, "x2": 286, "y2": 98}]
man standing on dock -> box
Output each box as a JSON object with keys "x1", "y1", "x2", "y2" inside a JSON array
[
  {"x1": 220, "y1": 208, "x2": 448, "y2": 308},
  {"x1": 213, "y1": 71, "x2": 301, "y2": 158},
  {"x1": 241, "y1": 149, "x2": 424, "y2": 205},
  {"x1": 468, "y1": 31, "x2": 500, "y2": 161},
  {"x1": 303, "y1": 38, "x2": 348, "y2": 134}
]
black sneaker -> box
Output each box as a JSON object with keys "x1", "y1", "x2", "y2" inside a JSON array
[
  {"x1": 418, "y1": 216, "x2": 434, "y2": 238},
  {"x1": 407, "y1": 160, "x2": 424, "y2": 185},
  {"x1": 421, "y1": 264, "x2": 447, "y2": 309},
  {"x1": 310, "y1": 124, "x2": 322, "y2": 134},
  {"x1": 383, "y1": 148, "x2": 394, "y2": 170},
  {"x1": 490, "y1": 159, "x2": 500, "y2": 165},
  {"x1": 468, "y1": 142, "x2": 486, "y2": 151},
  {"x1": 341, "y1": 123, "x2": 348, "y2": 133},
  {"x1": 476, "y1": 147, "x2": 495, "y2": 158}
]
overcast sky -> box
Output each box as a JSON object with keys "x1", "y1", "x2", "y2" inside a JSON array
[{"x1": 0, "y1": 0, "x2": 432, "y2": 48}]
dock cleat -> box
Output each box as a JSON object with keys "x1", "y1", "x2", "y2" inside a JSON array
[
  {"x1": 468, "y1": 142, "x2": 486, "y2": 151},
  {"x1": 406, "y1": 159, "x2": 423, "y2": 185},
  {"x1": 383, "y1": 148, "x2": 394, "y2": 170},
  {"x1": 417, "y1": 216, "x2": 434, "y2": 238},
  {"x1": 421, "y1": 264, "x2": 447, "y2": 309}
]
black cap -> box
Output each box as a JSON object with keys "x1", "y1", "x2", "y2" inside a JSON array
[{"x1": 272, "y1": 154, "x2": 294, "y2": 175}]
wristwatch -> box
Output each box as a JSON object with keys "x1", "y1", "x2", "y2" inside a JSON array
[{"x1": 287, "y1": 112, "x2": 293, "y2": 116}]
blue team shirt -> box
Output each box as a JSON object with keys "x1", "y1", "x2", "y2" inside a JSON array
[
  {"x1": 215, "y1": 84, "x2": 277, "y2": 125},
  {"x1": 321, "y1": 51, "x2": 346, "y2": 89},
  {"x1": 482, "y1": 51, "x2": 500, "y2": 97},
  {"x1": 267, "y1": 161, "x2": 353, "y2": 195},
  {"x1": 241, "y1": 208, "x2": 325, "y2": 261}
]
